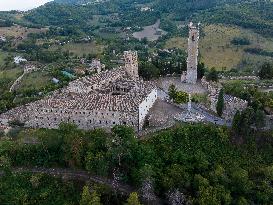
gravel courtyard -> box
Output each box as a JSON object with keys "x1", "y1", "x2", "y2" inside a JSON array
[{"x1": 156, "y1": 77, "x2": 207, "y2": 94}]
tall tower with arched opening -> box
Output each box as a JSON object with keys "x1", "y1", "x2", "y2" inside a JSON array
[{"x1": 185, "y1": 22, "x2": 199, "y2": 84}]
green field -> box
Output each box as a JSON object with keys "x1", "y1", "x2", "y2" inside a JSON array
[
  {"x1": 50, "y1": 42, "x2": 105, "y2": 57},
  {"x1": 165, "y1": 24, "x2": 273, "y2": 70},
  {"x1": 18, "y1": 70, "x2": 52, "y2": 92},
  {"x1": 0, "y1": 26, "x2": 47, "y2": 38},
  {"x1": 0, "y1": 51, "x2": 7, "y2": 67},
  {"x1": 0, "y1": 68, "x2": 23, "y2": 92},
  {"x1": 0, "y1": 68, "x2": 23, "y2": 80}
]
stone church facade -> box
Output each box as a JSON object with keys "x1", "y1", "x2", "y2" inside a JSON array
[{"x1": 0, "y1": 51, "x2": 157, "y2": 131}]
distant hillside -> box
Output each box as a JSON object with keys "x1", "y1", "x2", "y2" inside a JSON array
[
  {"x1": 195, "y1": 1, "x2": 273, "y2": 38},
  {"x1": 27, "y1": 0, "x2": 247, "y2": 26},
  {"x1": 54, "y1": 0, "x2": 91, "y2": 4},
  {"x1": 26, "y1": 0, "x2": 273, "y2": 35},
  {"x1": 25, "y1": 2, "x2": 93, "y2": 27}
]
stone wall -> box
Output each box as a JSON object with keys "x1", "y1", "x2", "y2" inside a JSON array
[
  {"x1": 201, "y1": 77, "x2": 248, "y2": 120},
  {"x1": 138, "y1": 88, "x2": 158, "y2": 130},
  {"x1": 222, "y1": 95, "x2": 248, "y2": 120},
  {"x1": 2, "y1": 106, "x2": 139, "y2": 131},
  {"x1": 0, "y1": 87, "x2": 156, "y2": 131}
]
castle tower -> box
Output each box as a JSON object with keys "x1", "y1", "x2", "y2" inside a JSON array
[
  {"x1": 124, "y1": 51, "x2": 139, "y2": 80},
  {"x1": 184, "y1": 22, "x2": 200, "y2": 84}
]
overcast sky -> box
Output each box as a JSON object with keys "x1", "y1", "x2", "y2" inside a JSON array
[{"x1": 0, "y1": 0, "x2": 53, "y2": 11}]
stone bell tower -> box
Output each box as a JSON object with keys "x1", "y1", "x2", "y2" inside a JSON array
[
  {"x1": 184, "y1": 22, "x2": 200, "y2": 84},
  {"x1": 124, "y1": 50, "x2": 139, "y2": 80}
]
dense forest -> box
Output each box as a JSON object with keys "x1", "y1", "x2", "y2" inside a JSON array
[{"x1": 0, "y1": 124, "x2": 272, "y2": 204}]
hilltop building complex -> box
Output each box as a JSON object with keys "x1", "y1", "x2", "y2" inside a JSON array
[
  {"x1": 0, "y1": 51, "x2": 157, "y2": 131},
  {"x1": 0, "y1": 25, "x2": 250, "y2": 133}
]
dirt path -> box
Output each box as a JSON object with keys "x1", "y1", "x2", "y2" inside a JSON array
[
  {"x1": 11, "y1": 167, "x2": 134, "y2": 194},
  {"x1": 9, "y1": 71, "x2": 26, "y2": 92},
  {"x1": 9, "y1": 65, "x2": 39, "y2": 92},
  {"x1": 1, "y1": 167, "x2": 164, "y2": 204}
]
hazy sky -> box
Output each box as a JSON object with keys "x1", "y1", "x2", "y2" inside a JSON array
[{"x1": 0, "y1": 0, "x2": 53, "y2": 11}]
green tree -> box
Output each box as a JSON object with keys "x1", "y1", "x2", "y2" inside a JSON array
[
  {"x1": 216, "y1": 89, "x2": 224, "y2": 117},
  {"x1": 174, "y1": 91, "x2": 189, "y2": 104},
  {"x1": 258, "y1": 63, "x2": 273, "y2": 80},
  {"x1": 240, "y1": 108, "x2": 255, "y2": 136},
  {"x1": 80, "y1": 186, "x2": 102, "y2": 205},
  {"x1": 168, "y1": 84, "x2": 177, "y2": 100},
  {"x1": 237, "y1": 197, "x2": 248, "y2": 205},
  {"x1": 108, "y1": 126, "x2": 138, "y2": 168},
  {"x1": 232, "y1": 111, "x2": 241, "y2": 134},
  {"x1": 90, "y1": 191, "x2": 102, "y2": 205},
  {"x1": 127, "y1": 192, "x2": 142, "y2": 205},
  {"x1": 0, "y1": 156, "x2": 11, "y2": 174},
  {"x1": 85, "y1": 152, "x2": 109, "y2": 176},
  {"x1": 206, "y1": 68, "x2": 218, "y2": 82},
  {"x1": 197, "y1": 62, "x2": 206, "y2": 79},
  {"x1": 230, "y1": 168, "x2": 253, "y2": 195},
  {"x1": 162, "y1": 164, "x2": 190, "y2": 191},
  {"x1": 254, "y1": 110, "x2": 266, "y2": 130},
  {"x1": 139, "y1": 62, "x2": 160, "y2": 80}
]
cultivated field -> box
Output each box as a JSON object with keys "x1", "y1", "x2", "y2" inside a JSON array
[
  {"x1": 50, "y1": 42, "x2": 105, "y2": 57},
  {"x1": 165, "y1": 24, "x2": 273, "y2": 70},
  {"x1": 0, "y1": 25, "x2": 47, "y2": 38},
  {"x1": 17, "y1": 70, "x2": 52, "y2": 92}
]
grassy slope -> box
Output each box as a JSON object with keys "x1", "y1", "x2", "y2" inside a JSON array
[
  {"x1": 165, "y1": 24, "x2": 273, "y2": 70},
  {"x1": 0, "y1": 68, "x2": 23, "y2": 90},
  {"x1": 0, "y1": 51, "x2": 7, "y2": 67},
  {"x1": 0, "y1": 26, "x2": 47, "y2": 38},
  {"x1": 49, "y1": 42, "x2": 104, "y2": 56},
  {"x1": 17, "y1": 70, "x2": 52, "y2": 92}
]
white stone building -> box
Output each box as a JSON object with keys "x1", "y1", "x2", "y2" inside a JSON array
[
  {"x1": 0, "y1": 51, "x2": 157, "y2": 132},
  {"x1": 14, "y1": 56, "x2": 27, "y2": 64}
]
